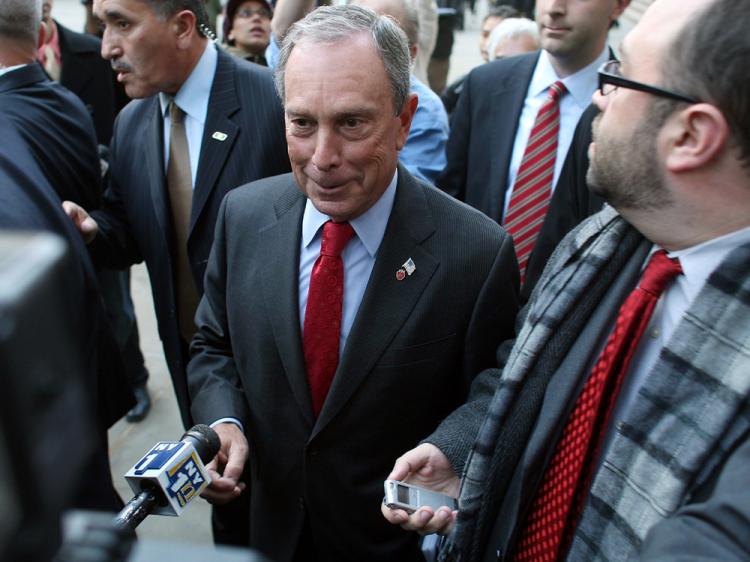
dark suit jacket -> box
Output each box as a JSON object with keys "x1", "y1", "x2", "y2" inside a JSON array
[
  {"x1": 89, "y1": 47, "x2": 291, "y2": 427},
  {"x1": 57, "y1": 21, "x2": 122, "y2": 144},
  {"x1": 0, "y1": 64, "x2": 133, "y2": 427},
  {"x1": 0, "y1": 63, "x2": 101, "y2": 210},
  {"x1": 188, "y1": 167, "x2": 520, "y2": 562},
  {"x1": 0, "y1": 112, "x2": 128, "y2": 511},
  {"x1": 437, "y1": 53, "x2": 605, "y2": 299}
]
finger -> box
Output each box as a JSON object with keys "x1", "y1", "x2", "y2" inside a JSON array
[
  {"x1": 222, "y1": 443, "x2": 249, "y2": 482},
  {"x1": 399, "y1": 507, "x2": 436, "y2": 532},
  {"x1": 381, "y1": 503, "x2": 409, "y2": 525},
  {"x1": 419, "y1": 507, "x2": 456, "y2": 535},
  {"x1": 387, "y1": 457, "x2": 412, "y2": 481}
]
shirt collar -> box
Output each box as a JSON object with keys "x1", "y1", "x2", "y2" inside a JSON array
[
  {"x1": 302, "y1": 169, "x2": 399, "y2": 257},
  {"x1": 0, "y1": 63, "x2": 28, "y2": 77},
  {"x1": 529, "y1": 45, "x2": 609, "y2": 108},
  {"x1": 159, "y1": 41, "x2": 217, "y2": 124},
  {"x1": 659, "y1": 225, "x2": 750, "y2": 285}
]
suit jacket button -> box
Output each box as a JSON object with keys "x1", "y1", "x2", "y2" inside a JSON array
[{"x1": 298, "y1": 497, "x2": 305, "y2": 510}]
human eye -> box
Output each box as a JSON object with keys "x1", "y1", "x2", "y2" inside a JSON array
[{"x1": 288, "y1": 117, "x2": 315, "y2": 135}]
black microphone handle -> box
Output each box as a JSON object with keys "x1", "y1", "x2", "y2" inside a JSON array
[{"x1": 112, "y1": 489, "x2": 160, "y2": 533}]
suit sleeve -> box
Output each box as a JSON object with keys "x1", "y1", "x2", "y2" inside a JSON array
[
  {"x1": 88, "y1": 117, "x2": 144, "y2": 269},
  {"x1": 435, "y1": 67, "x2": 473, "y2": 201},
  {"x1": 638, "y1": 429, "x2": 750, "y2": 561},
  {"x1": 187, "y1": 193, "x2": 250, "y2": 427}
]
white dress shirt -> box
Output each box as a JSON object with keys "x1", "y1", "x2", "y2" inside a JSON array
[
  {"x1": 599, "y1": 225, "x2": 750, "y2": 456},
  {"x1": 299, "y1": 171, "x2": 398, "y2": 354},
  {"x1": 158, "y1": 41, "x2": 217, "y2": 188},
  {"x1": 0, "y1": 64, "x2": 26, "y2": 77},
  {"x1": 502, "y1": 46, "x2": 609, "y2": 221}
]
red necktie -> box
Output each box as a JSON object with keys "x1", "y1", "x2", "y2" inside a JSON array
[
  {"x1": 504, "y1": 81, "x2": 567, "y2": 285},
  {"x1": 512, "y1": 250, "x2": 683, "y2": 562},
  {"x1": 303, "y1": 220, "x2": 355, "y2": 417}
]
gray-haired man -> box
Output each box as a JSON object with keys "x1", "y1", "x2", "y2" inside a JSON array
[{"x1": 187, "y1": 4, "x2": 520, "y2": 561}]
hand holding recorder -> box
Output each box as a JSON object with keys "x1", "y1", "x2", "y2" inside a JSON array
[{"x1": 381, "y1": 443, "x2": 460, "y2": 535}]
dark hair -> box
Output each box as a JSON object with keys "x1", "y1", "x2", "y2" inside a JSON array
[
  {"x1": 143, "y1": 0, "x2": 213, "y2": 38},
  {"x1": 483, "y1": 5, "x2": 522, "y2": 23},
  {"x1": 665, "y1": 0, "x2": 750, "y2": 168},
  {"x1": 223, "y1": 0, "x2": 272, "y2": 45}
]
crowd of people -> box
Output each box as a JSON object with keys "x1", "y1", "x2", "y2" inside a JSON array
[{"x1": 1, "y1": 0, "x2": 748, "y2": 560}]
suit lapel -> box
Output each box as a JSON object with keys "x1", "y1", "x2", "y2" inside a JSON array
[
  {"x1": 486, "y1": 53, "x2": 538, "y2": 219},
  {"x1": 313, "y1": 169, "x2": 439, "y2": 436},
  {"x1": 143, "y1": 99, "x2": 171, "y2": 249},
  {"x1": 258, "y1": 186, "x2": 315, "y2": 426},
  {"x1": 190, "y1": 50, "x2": 240, "y2": 235}
]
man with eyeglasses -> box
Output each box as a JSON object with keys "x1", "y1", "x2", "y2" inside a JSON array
[
  {"x1": 383, "y1": 0, "x2": 750, "y2": 560},
  {"x1": 437, "y1": 0, "x2": 629, "y2": 291},
  {"x1": 222, "y1": 0, "x2": 273, "y2": 65}
]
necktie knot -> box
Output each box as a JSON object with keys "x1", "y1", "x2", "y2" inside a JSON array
[
  {"x1": 638, "y1": 250, "x2": 683, "y2": 297},
  {"x1": 321, "y1": 221, "x2": 355, "y2": 257},
  {"x1": 169, "y1": 100, "x2": 186, "y2": 124},
  {"x1": 548, "y1": 80, "x2": 567, "y2": 103}
]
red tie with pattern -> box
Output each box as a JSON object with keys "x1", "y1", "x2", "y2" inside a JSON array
[
  {"x1": 504, "y1": 81, "x2": 567, "y2": 284},
  {"x1": 303, "y1": 220, "x2": 355, "y2": 417},
  {"x1": 512, "y1": 250, "x2": 683, "y2": 562}
]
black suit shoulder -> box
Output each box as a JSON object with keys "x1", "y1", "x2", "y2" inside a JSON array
[
  {"x1": 0, "y1": 64, "x2": 101, "y2": 209},
  {"x1": 466, "y1": 50, "x2": 538, "y2": 87},
  {"x1": 57, "y1": 22, "x2": 120, "y2": 143}
]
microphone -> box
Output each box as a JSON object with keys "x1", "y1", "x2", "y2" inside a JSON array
[{"x1": 112, "y1": 424, "x2": 220, "y2": 532}]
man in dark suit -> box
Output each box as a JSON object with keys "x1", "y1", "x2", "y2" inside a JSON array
[
  {"x1": 188, "y1": 6, "x2": 520, "y2": 561},
  {"x1": 384, "y1": 0, "x2": 750, "y2": 560},
  {"x1": 64, "y1": 0, "x2": 290, "y2": 430},
  {"x1": 437, "y1": 0, "x2": 629, "y2": 287},
  {"x1": 0, "y1": 0, "x2": 131, "y2": 512}
]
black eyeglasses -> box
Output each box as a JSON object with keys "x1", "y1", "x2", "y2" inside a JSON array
[
  {"x1": 236, "y1": 7, "x2": 272, "y2": 19},
  {"x1": 598, "y1": 60, "x2": 701, "y2": 104}
]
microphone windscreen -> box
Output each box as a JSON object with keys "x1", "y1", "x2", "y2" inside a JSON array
[{"x1": 180, "y1": 424, "x2": 221, "y2": 463}]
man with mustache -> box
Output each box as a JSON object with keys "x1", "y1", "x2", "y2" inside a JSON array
[
  {"x1": 62, "y1": 0, "x2": 290, "y2": 545},
  {"x1": 437, "y1": 0, "x2": 629, "y2": 290},
  {"x1": 384, "y1": 0, "x2": 750, "y2": 560},
  {"x1": 187, "y1": 5, "x2": 519, "y2": 560}
]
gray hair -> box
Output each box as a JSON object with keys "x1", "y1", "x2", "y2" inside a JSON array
[
  {"x1": 487, "y1": 17, "x2": 539, "y2": 61},
  {"x1": 274, "y1": 4, "x2": 411, "y2": 115},
  {"x1": 0, "y1": 0, "x2": 41, "y2": 44}
]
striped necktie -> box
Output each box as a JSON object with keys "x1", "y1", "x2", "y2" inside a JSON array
[{"x1": 504, "y1": 81, "x2": 567, "y2": 284}]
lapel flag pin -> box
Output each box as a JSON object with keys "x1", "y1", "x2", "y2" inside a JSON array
[
  {"x1": 212, "y1": 131, "x2": 228, "y2": 141},
  {"x1": 395, "y1": 258, "x2": 416, "y2": 281}
]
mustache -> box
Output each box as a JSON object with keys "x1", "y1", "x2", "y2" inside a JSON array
[{"x1": 111, "y1": 61, "x2": 133, "y2": 74}]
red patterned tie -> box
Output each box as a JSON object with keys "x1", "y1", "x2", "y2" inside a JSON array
[
  {"x1": 504, "y1": 81, "x2": 567, "y2": 284},
  {"x1": 303, "y1": 220, "x2": 355, "y2": 417},
  {"x1": 512, "y1": 250, "x2": 683, "y2": 562}
]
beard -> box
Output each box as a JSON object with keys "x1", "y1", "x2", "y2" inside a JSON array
[{"x1": 587, "y1": 102, "x2": 674, "y2": 212}]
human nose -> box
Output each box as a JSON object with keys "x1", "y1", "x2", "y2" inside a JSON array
[
  {"x1": 592, "y1": 88, "x2": 608, "y2": 112},
  {"x1": 545, "y1": 0, "x2": 567, "y2": 16},
  {"x1": 310, "y1": 129, "x2": 341, "y2": 171},
  {"x1": 100, "y1": 27, "x2": 117, "y2": 60}
]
